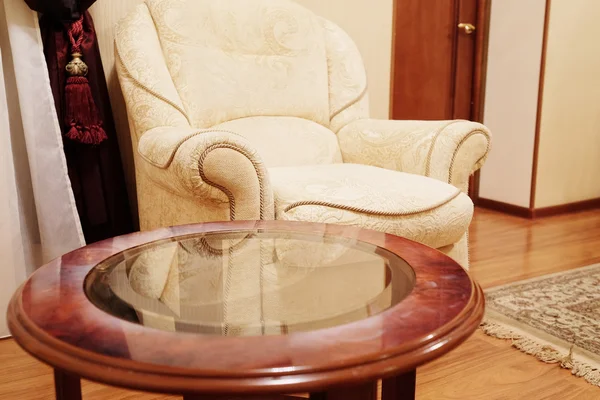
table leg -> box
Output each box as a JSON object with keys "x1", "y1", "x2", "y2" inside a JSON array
[
  {"x1": 310, "y1": 381, "x2": 378, "y2": 400},
  {"x1": 381, "y1": 370, "x2": 416, "y2": 400},
  {"x1": 54, "y1": 369, "x2": 82, "y2": 400},
  {"x1": 183, "y1": 396, "x2": 299, "y2": 399}
]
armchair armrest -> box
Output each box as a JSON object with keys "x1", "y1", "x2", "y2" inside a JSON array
[
  {"x1": 137, "y1": 126, "x2": 274, "y2": 220},
  {"x1": 337, "y1": 119, "x2": 491, "y2": 191}
]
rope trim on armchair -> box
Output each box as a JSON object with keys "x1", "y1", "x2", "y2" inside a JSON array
[
  {"x1": 330, "y1": 84, "x2": 368, "y2": 121},
  {"x1": 198, "y1": 143, "x2": 267, "y2": 221},
  {"x1": 180, "y1": 234, "x2": 255, "y2": 258},
  {"x1": 115, "y1": 43, "x2": 191, "y2": 125},
  {"x1": 449, "y1": 130, "x2": 492, "y2": 185},
  {"x1": 424, "y1": 121, "x2": 491, "y2": 186},
  {"x1": 424, "y1": 120, "x2": 467, "y2": 177},
  {"x1": 283, "y1": 188, "x2": 462, "y2": 216},
  {"x1": 138, "y1": 128, "x2": 247, "y2": 169}
]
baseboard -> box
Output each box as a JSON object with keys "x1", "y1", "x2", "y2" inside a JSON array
[
  {"x1": 477, "y1": 198, "x2": 533, "y2": 218},
  {"x1": 532, "y1": 197, "x2": 600, "y2": 218},
  {"x1": 477, "y1": 197, "x2": 600, "y2": 219}
]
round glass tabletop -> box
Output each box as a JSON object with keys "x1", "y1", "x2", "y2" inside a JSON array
[
  {"x1": 85, "y1": 230, "x2": 416, "y2": 336},
  {"x1": 9, "y1": 221, "x2": 483, "y2": 393}
]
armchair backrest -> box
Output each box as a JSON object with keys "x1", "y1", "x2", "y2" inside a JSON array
[{"x1": 115, "y1": 0, "x2": 369, "y2": 139}]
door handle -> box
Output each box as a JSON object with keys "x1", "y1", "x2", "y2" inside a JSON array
[{"x1": 458, "y1": 22, "x2": 476, "y2": 35}]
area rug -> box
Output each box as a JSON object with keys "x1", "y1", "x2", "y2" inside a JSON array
[{"x1": 481, "y1": 263, "x2": 600, "y2": 387}]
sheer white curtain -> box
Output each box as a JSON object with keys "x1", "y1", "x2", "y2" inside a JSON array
[{"x1": 0, "y1": 0, "x2": 85, "y2": 337}]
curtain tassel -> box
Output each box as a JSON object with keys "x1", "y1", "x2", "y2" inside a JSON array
[{"x1": 64, "y1": 16, "x2": 107, "y2": 145}]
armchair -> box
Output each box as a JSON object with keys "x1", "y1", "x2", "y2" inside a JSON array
[{"x1": 115, "y1": 0, "x2": 491, "y2": 269}]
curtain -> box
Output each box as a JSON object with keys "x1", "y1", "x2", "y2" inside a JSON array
[
  {"x1": 25, "y1": 0, "x2": 134, "y2": 243},
  {"x1": 0, "y1": 0, "x2": 85, "y2": 337},
  {"x1": 0, "y1": 46, "x2": 29, "y2": 338}
]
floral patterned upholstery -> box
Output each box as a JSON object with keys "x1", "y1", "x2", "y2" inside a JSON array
[
  {"x1": 269, "y1": 164, "x2": 473, "y2": 249},
  {"x1": 115, "y1": 0, "x2": 491, "y2": 269}
]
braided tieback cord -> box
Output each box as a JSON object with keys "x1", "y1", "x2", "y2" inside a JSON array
[{"x1": 64, "y1": 16, "x2": 107, "y2": 145}]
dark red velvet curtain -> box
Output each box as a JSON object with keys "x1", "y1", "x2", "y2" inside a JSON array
[
  {"x1": 24, "y1": 0, "x2": 134, "y2": 243},
  {"x1": 24, "y1": 0, "x2": 95, "y2": 21}
]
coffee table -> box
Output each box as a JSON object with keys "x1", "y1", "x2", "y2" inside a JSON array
[{"x1": 7, "y1": 221, "x2": 483, "y2": 399}]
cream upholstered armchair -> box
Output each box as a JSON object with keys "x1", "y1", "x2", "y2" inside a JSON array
[{"x1": 114, "y1": 0, "x2": 491, "y2": 269}]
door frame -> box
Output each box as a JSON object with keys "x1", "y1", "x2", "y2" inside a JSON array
[
  {"x1": 389, "y1": 0, "x2": 492, "y2": 202},
  {"x1": 467, "y1": 0, "x2": 491, "y2": 202}
]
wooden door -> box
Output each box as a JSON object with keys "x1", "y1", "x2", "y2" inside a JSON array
[
  {"x1": 390, "y1": 0, "x2": 489, "y2": 121},
  {"x1": 390, "y1": 0, "x2": 490, "y2": 197}
]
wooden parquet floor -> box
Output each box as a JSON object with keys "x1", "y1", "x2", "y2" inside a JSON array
[{"x1": 2, "y1": 208, "x2": 600, "y2": 399}]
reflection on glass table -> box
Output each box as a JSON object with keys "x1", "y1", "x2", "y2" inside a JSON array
[{"x1": 86, "y1": 230, "x2": 416, "y2": 336}]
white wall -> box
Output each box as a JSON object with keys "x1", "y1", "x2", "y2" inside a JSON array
[
  {"x1": 479, "y1": 0, "x2": 547, "y2": 207},
  {"x1": 535, "y1": 0, "x2": 600, "y2": 207},
  {"x1": 296, "y1": 0, "x2": 393, "y2": 119}
]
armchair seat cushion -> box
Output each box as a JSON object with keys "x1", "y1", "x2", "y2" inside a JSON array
[{"x1": 269, "y1": 164, "x2": 473, "y2": 249}]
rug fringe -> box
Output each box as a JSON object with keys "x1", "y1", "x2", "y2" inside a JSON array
[{"x1": 480, "y1": 319, "x2": 600, "y2": 387}]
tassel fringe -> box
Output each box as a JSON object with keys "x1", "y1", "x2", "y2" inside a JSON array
[
  {"x1": 64, "y1": 76, "x2": 107, "y2": 145},
  {"x1": 480, "y1": 319, "x2": 600, "y2": 387},
  {"x1": 64, "y1": 16, "x2": 107, "y2": 145}
]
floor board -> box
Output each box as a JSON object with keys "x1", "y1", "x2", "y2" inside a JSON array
[{"x1": 2, "y1": 207, "x2": 600, "y2": 399}]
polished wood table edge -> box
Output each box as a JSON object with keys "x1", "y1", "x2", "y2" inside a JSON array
[
  {"x1": 7, "y1": 282, "x2": 484, "y2": 396},
  {"x1": 9, "y1": 281, "x2": 480, "y2": 376},
  {"x1": 8, "y1": 266, "x2": 479, "y2": 381},
  {"x1": 7, "y1": 221, "x2": 484, "y2": 395},
  {"x1": 9, "y1": 228, "x2": 476, "y2": 378}
]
